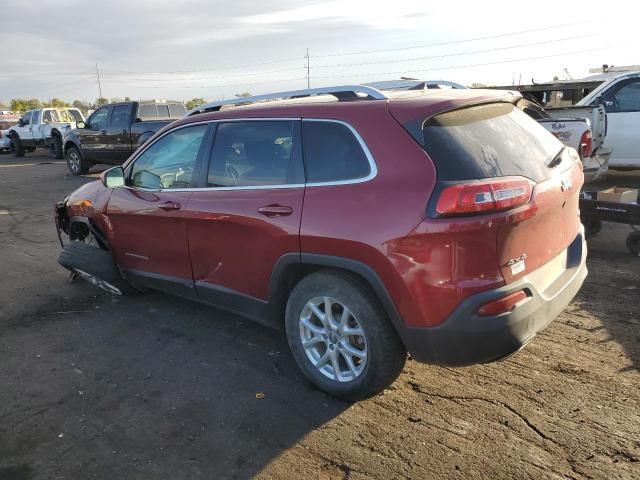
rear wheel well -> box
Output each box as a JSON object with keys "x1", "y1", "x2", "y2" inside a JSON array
[{"x1": 270, "y1": 263, "x2": 390, "y2": 330}]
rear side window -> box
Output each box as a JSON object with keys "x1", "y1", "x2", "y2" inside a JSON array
[
  {"x1": 420, "y1": 103, "x2": 563, "y2": 183},
  {"x1": 207, "y1": 121, "x2": 300, "y2": 187},
  {"x1": 302, "y1": 121, "x2": 371, "y2": 183},
  {"x1": 138, "y1": 104, "x2": 157, "y2": 118},
  {"x1": 110, "y1": 105, "x2": 131, "y2": 130}
]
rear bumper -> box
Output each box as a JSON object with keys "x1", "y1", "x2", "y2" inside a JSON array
[{"x1": 402, "y1": 227, "x2": 587, "y2": 366}]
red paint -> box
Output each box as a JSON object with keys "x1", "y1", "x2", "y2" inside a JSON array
[{"x1": 62, "y1": 89, "x2": 584, "y2": 331}]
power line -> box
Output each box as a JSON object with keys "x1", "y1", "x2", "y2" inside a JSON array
[
  {"x1": 312, "y1": 34, "x2": 594, "y2": 70},
  {"x1": 312, "y1": 45, "x2": 616, "y2": 80},
  {"x1": 314, "y1": 21, "x2": 586, "y2": 58}
]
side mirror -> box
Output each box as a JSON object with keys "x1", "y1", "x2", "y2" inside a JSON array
[
  {"x1": 101, "y1": 166, "x2": 125, "y2": 189},
  {"x1": 76, "y1": 121, "x2": 86, "y2": 129},
  {"x1": 18, "y1": 119, "x2": 25, "y2": 127}
]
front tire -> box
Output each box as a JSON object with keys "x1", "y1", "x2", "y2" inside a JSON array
[
  {"x1": 58, "y1": 242, "x2": 138, "y2": 295},
  {"x1": 65, "y1": 146, "x2": 89, "y2": 175},
  {"x1": 9, "y1": 137, "x2": 24, "y2": 157},
  {"x1": 285, "y1": 270, "x2": 406, "y2": 401}
]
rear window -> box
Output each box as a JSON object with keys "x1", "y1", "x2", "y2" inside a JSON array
[
  {"x1": 138, "y1": 104, "x2": 157, "y2": 118},
  {"x1": 169, "y1": 103, "x2": 187, "y2": 118},
  {"x1": 421, "y1": 103, "x2": 563, "y2": 182}
]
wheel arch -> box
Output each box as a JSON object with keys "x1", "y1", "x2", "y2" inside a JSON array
[{"x1": 268, "y1": 253, "x2": 408, "y2": 342}]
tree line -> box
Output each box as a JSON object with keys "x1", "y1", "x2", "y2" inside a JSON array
[{"x1": 0, "y1": 95, "x2": 251, "y2": 115}]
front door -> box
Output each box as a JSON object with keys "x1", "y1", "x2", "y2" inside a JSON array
[
  {"x1": 106, "y1": 123, "x2": 211, "y2": 296},
  {"x1": 106, "y1": 104, "x2": 133, "y2": 162},
  {"x1": 17, "y1": 111, "x2": 35, "y2": 146},
  {"x1": 185, "y1": 120, "x2": 305, "y2": 308},
  {"x1": 80, "y1": 106, "x2": 110, "y2": 162},
  {"x1": 601, "y1": 78, "x2": 640, "y2": 168}
]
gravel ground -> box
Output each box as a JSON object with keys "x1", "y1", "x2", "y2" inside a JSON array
[{"x1": 0, "y1": 154, "x2": 638, "y2": 480}]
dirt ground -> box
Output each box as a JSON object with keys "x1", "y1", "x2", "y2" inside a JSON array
[{"x1": 0, "y1": 154, "x2": 638, "y2": 480}]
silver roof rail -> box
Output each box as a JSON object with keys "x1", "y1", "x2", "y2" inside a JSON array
[
  {"x1": 187, "y1": 85, "x2": 387, "y2": 116},
  {"x1": 365, "y1": 79, "x2": 467, "y2": 91}
]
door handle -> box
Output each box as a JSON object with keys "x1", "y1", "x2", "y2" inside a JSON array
[
  {"x1": 122, "y1": 129, "x2": 127, "y2": 135},
  {"x1": 258, "y1": 204, "x2": 293, "y2": 217},
  {"x1": 100, "y1": 130, "x2": 107, "y2": 135},
  {"x1": 158, "y1": 201, "x2": 181, "y2": 211}
]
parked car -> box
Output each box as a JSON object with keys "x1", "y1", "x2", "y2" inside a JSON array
[
  {"x1": 0, "y1": 116, "x2": 19, "y2": 153},
  {"x1": 517, "y1": 98, "x2": 610, "y2": 183},
  {"x1": 55, "y1": 85, "x2": 587, "y2": 400},
  {"x1": 62, "y1": 100, "x2": 187, "y2": 175},
  {"x1": 7, "y1": 108, "x2": 84, "y2": 158},
  {"x1": 575, "y1": 71, "x2": 640, "y2": 169}
]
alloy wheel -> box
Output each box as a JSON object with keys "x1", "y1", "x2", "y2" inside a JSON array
[
  {"x1": 299, "y1": 296, "x2": 368, "y2": 382},
  {"x1": 68, "y1": 151, "x2": 80, "y2": 173}
]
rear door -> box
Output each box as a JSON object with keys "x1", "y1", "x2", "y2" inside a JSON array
[
  {"x1": 185, "y1": 120, "x2": 305, "y2": 304},
  {"x1": 107, "y1": 123, "x2": 211, "y2": 295},
  {"x1": 106, "y1": 104, "x2": 133, "y2": 161}
]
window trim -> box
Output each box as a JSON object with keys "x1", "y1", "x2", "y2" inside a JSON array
[
  {"x1": 302, "y1": 118, "x2": 378, "y2": 187},
  {"x1": 122, "y1": 117, "x2": 378, "y2": 192},
  {"x1": 125, "y1": 121, "x2": 213, "y2": 191}
]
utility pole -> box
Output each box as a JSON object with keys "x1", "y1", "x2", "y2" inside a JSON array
[
  {"x1": 304, "y1": 48, "x2": 310, "y2": 89},
  {"x1": 95, "y1": 63, "x2": 103, "y2": 99}
]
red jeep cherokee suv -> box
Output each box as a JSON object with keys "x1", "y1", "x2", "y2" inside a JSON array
[{"x1": 55, "y1": 85, "x2": 587, "y2": 400}]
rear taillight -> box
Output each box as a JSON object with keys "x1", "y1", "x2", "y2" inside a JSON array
[
  {"x1": 435, "y1": 177, "x2": 534, "y2": 216},
  {"x1": 579, "y1": 130, "x2": 593, "y2": 159},
  {"x1": 0, "y1": 131, "x2": 3, "y2": 138}
]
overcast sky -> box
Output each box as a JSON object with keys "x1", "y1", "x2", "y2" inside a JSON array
[{"x1": 0, "y1": 0, "x2": 634, "y2": 104}]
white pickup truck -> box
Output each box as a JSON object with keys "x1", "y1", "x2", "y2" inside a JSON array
[
  {"x1": 517, "y1": 99, "x2": 610, "y2": 183},
  {"x1": 576, "y1": 71, "x2": 640, "y2": 169},
  {"x1": 8, "y1": 108, "x2": 85, "y2": 159}
]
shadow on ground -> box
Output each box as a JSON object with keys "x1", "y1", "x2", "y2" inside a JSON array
[{"x1": 0, "y1": 290, "x2": 349, "y2": 479}]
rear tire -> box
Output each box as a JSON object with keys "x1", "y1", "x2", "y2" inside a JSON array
[
  {"x1": 285, "y1": 270, "x2": 406, "y2": 401},
  {"x1": 65, "y1": 145, "x2": 89, "y2": 175},
  {"x1": 58, "y1": 242, "x2": 138, "y2": 295},
  {"x1": 51, "y1": 135, "x2": 63, "y2": 159},
  {"x1": 9, "y1": 137, "x2": 24, "y2": 157},
  {"x1": 583, "y1": 218, "x2": 602, "y2": 238},
  {"x1": 626, "y1": 231, "x2": 640, "y2": 256}
]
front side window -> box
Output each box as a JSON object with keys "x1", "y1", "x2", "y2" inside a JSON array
[
  {"x1": 130, "y1": 124, "x2": 208, "y2": 189},
  {"x1": 302, "y1": 121, "x2": 371, "y2": 183},
  {"x1": 207, "y1": 121, "x2": 298, "y2": 187},
  {"x1": 32, "y1": 110, "x2": 41, "y2": 124},
  {"x1": 22, "y1": 111, "x2": 32, "y2": 125},
  {"x1": 89, "y1": 108, "x2": 109, "y2": 131},
  {"x1": 603, "y1": 80, "x2": 640, "y2": 112}
]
